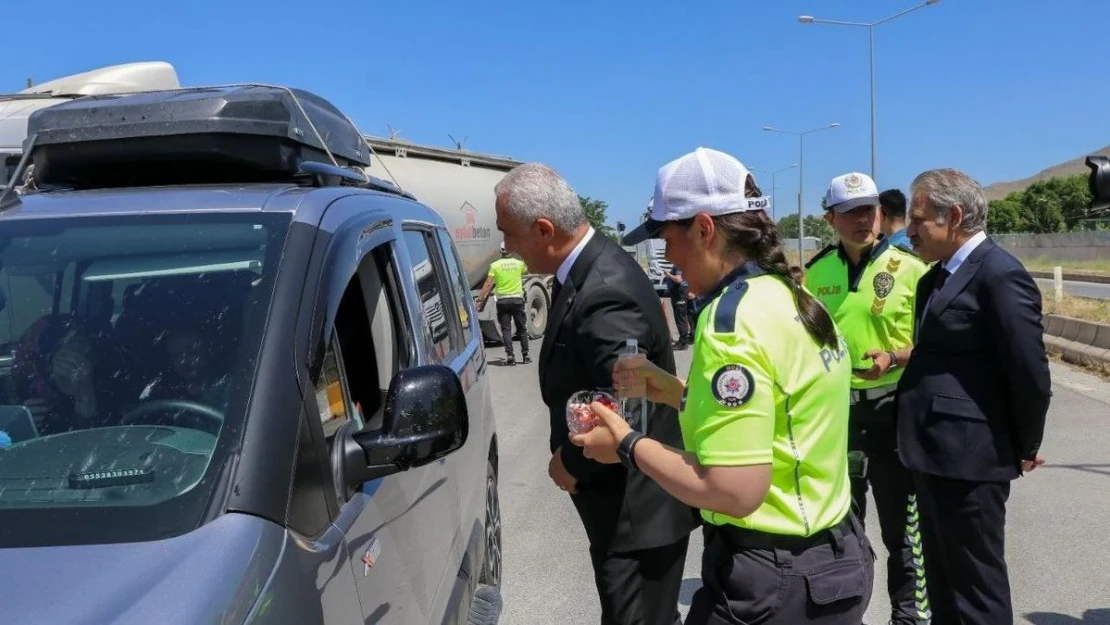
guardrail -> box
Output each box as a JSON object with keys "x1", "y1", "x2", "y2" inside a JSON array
[{"x1": 1043, "y1": 314, "x2": 1110, "y2": 368}]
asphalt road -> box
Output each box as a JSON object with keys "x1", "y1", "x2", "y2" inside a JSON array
[
  {"x1": 1035, "y1": 278, "x2": 1110, "y2": 301},
  {"x1": 489, "y1": 339, "x2": 1110, "y2": 625}
]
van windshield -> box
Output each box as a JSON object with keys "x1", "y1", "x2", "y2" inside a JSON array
[{"x1": 0, "y1": 212, "x2": 288, "y2": 547}]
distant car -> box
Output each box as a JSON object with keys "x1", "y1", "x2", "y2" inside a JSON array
[{"x1": 0, "y1": 83, "x2": 501, "y2": 624}]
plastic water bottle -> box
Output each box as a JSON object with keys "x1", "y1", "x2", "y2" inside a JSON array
[{"x1": 618, "y1": 338, "x2": 648, "y2": 431}]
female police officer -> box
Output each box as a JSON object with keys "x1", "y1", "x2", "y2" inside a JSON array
[{"x1": 572, "y1": 147, "x2": 874, "y2": 624}]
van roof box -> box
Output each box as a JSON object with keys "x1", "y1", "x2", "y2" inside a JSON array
[{"x1": 24, "y1": 85, "x2": 372, "y2": 189}]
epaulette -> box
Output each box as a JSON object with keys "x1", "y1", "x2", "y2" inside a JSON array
[
  {"x1": 804, "y1": 244, "x2": 836, "y2": 269},
  {"x1": 712, "y1": 281, "x2": 750, "y2": 334},
  {"x1": 888, "y1": 242, "x2": 925, "y2": 263}
]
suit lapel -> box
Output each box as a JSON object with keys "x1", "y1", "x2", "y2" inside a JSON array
[
  {"x1": 539, "y1": 279, "x2": 576, "y2": 380},
  {"x1": 538, "y1": 233, "x2": 609, "y2": 395},
  {"x1": 924, "y1": 237, "x2": 995, "y2": 322},
  {"x1": 916, "y1": 264, "x2": 941, "y2": 326}
]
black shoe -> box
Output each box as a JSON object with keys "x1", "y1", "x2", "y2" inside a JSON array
[
  {"x1": 522, "y1": 355, "x2": 532, "y2": 364},
  {"x1": 505, "y1": 356, "x2": 516, "y2": 366}
]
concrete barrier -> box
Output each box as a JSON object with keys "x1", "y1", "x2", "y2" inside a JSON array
[
  {"x1": 1095, "y1": 325, "x2": 1110, "y2": 350},
  {"x1": 1042, "y1": 314, "x2": 1110, "y2": 369}
]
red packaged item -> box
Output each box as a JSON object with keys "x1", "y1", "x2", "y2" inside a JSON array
[{"x1": 566, "y1": 390, "x2": 623, "y2": 436}]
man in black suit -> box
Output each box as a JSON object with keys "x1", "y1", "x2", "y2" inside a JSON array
[
  {"x1": 494, "y1": 163, "x2": 698, "y2": 625},
  {"x1": 897, "y1": 168, "x2": 1052, "y2": 625}
]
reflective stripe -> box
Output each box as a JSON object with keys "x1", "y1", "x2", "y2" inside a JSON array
[
  {"x1": 906, "y1": 493, "x2": 932, "y2": 621},
  {"x1": 782, "y1": 386, "x2": 811, "y2": 536}
]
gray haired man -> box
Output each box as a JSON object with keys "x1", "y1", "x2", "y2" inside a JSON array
[
  {"x1": 494, "y1": 163, "x2": 698, "y2": 625},
  {"x1": 897, "y1": 168, "x2": 1051, "y2": 625}
]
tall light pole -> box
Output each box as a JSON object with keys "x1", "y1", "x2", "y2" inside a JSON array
[
  {"x1": 763, "y1": 123, "x2": 840, "y2": 264},
  {"x1": 799, "y1": 0, "x2": 941, "y2": 181},
  {"x1": 751, "y1": 164, "x2": 797, "y2": 222}
]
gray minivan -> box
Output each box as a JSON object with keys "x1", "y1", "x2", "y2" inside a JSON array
[{"x1": 0, "y1": 85, "x2": 502, "y2": 624}]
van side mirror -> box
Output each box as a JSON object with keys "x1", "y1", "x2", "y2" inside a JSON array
[{"x1": 336, "y1": 364, "x2": 469, "y2": 492}]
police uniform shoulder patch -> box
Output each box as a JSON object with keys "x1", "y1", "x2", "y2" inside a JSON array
[
  {"x1": 710, "y1": 365, "x2": 755, "y2": 407},
  {"x1": 873, "y1": 271, "x2": 895, "y2": 298}
]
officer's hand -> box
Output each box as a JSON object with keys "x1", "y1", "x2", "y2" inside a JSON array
[
  {"x1": 548, "y1": 447, "x2": 578, "y2": 494},
  {"x1": 1021, "y1": 455, "x2": 1046, "y2": 474},
  {"x1": 613, "y1": 354, "x2": 678, "y2": 406},
  {"x1": 854, "y1": 350, "x2": 890, "y2": 380},
  {"x1": 570, "y1": 401, "x2": 631, "y2": 464},
  {"x1": 474, "y1": 297, "x2": 485, "y2": 313}
]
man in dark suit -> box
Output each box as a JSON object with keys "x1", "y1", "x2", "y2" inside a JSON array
[
  {"x1": 897, "y1": 168, "x2": 1052, "y2": 625},
  {"x1": 494, "y1": 163, "x2": 698, "y2": 625}
]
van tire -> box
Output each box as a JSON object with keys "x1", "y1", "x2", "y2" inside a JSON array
[
  {"x1": 480, "y1": 459, "x2": 502, "y2": 587},
  {"x1": 467, "y1": 585, "x2": 502, "y2": 625}
]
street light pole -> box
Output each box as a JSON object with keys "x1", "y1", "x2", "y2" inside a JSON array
[
  {"x1": 751, "y1": 163, "x2": 798, "y2": 222},
  {"x1": 799, "y1": 0, "x2": 940, "y2": 181},
  {"x1": 764, "y1": 124, "x2": 840, "y2": 265},
  {"x1": 869, "y1": 25, "x2": 876, "y2": 181}
]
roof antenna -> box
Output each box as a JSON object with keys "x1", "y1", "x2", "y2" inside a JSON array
[
  {"x1": 387, "y1": 124, "x2": 402, "y2": 141},
  {"x1": 26, "y1": 77, "x2": 33, "y2": 89},
  {"x1": 448, "y1": 134, "x2": 469, "y2": 151}
]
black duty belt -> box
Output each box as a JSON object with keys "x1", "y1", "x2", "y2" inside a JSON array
[
  {"x1": 849, "y1": 383, "x2": 898, "y2": 405},
  {"x1": 708, "y1": 513, "x2": 856, "y2": 552}
]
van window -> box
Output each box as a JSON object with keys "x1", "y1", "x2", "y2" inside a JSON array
[
  {"x1": 402, "y1": 230, "x2": 456, "y2": 363},
  {"x1": 316, "y1": 337, "x2": 360, "y2": 438},
  {"x1": 0, "y1": 212, "x2": 289, "y2": 548},
  {"x1": 307, "y1": 242, "x2": 408, "y2": 504},
  {"x1": 435, "y1": 229, "x2": 475, "y2": 345}
]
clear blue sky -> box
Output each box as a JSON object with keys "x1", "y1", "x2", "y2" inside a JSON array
[{"x1": 5, "y1": 0, "x2": 1108, "y2": 229}]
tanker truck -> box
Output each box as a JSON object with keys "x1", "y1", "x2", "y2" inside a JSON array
[
  {"x1": 1, "y1": 61, "x2": 553, "y2": 344},
  {"x1": 361, "y1": 136, "x2": 553, "y2": 343}
]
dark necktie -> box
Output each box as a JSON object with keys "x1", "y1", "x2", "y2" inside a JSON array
[
  {"x1": 552, "y1": 278, "x2": 563, "y2": 302},
  {"x1": 934, "y1": 268, "x2": 951, "y2": 293}
]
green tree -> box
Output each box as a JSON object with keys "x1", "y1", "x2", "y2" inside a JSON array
[
  {"x1": 777, "y1": 213, "x2": 844, "y2": 247},
  {"x1": 1020, "y1": 183, "x2": 1067, "y2": 234},
  {"x1": 776, "y1": 214, "x2": 800, "y2": 238},
  {"x1": 579, "y1": 195, "x2": 617, "y2": 240},
  {"x1": 987, "y1": 192, "x2": 1026, "y2": 234},
  {"x1": 986, "y1": 174, "x2": 1092, "y2": 234},
  {"x1": 803, "y1": 215, "x2": 838, "y2": 247},
  {"x1": 1042, "y1": 175, "x2": 1091, "y2": 231}
]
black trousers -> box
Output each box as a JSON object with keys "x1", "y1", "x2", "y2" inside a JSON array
[
  {"x1": 913, "y1": 472, "x2": 1013, "y2": 625},
  {"x1": 496, "y1": 297, "x2": 528, "y2": 359},
  {"x1": 589, "y1": 536, "x2": 689, "y2": 625},
  {"x1": 669, "y1": 289, "x2": 690, "y2": 342},
  {"x1": 686, "y1": 514, "x2": 874, "y2": 625},
  {"x1": 848, "y1": 394, "x2": 930, "y2": 624}
]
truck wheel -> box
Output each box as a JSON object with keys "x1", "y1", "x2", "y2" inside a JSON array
[
  {"x1": 525, "y1": 283, "x2": 547, "y2": 340},
  {"x1": 480, "y1": 459, "x2": 502, "y2": 587},
  {"x1": 481, "y1": 320, "x2": 502, "y2": 345}
]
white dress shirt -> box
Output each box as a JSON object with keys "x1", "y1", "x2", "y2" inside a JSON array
[
  {"x1": 943, "y1": 230, "x2": 988, "y2": 278},
  {"x1": 920, "y1": 230, "x2": 988, "y2": 332},
  {"x1": 556, "y1": 227, "x2": 596, "y2": 286}
]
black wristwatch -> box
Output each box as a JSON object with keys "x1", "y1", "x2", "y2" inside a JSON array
[{"x1": 618, "y1": 431, "x2": 645, "y2": 471}]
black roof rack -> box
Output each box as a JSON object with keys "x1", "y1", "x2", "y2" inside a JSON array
[{"x1": 15, "y1": 84, "x2": 401, "y2": 194}]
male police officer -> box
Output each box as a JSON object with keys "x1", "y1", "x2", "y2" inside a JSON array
[
  {"x1": 477, "y1": 242, "x2": 531, "y2": 365},
  {"x1": 662, "y1": 266, "x2": 691, "y2": 349},
  {"x1": 805, "y1": 172, "x2": 931, "y2": 625}
]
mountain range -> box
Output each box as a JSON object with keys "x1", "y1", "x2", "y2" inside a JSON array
[{"x1": 982, "y1": 145, "x2": 1110, "y2": 202}]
